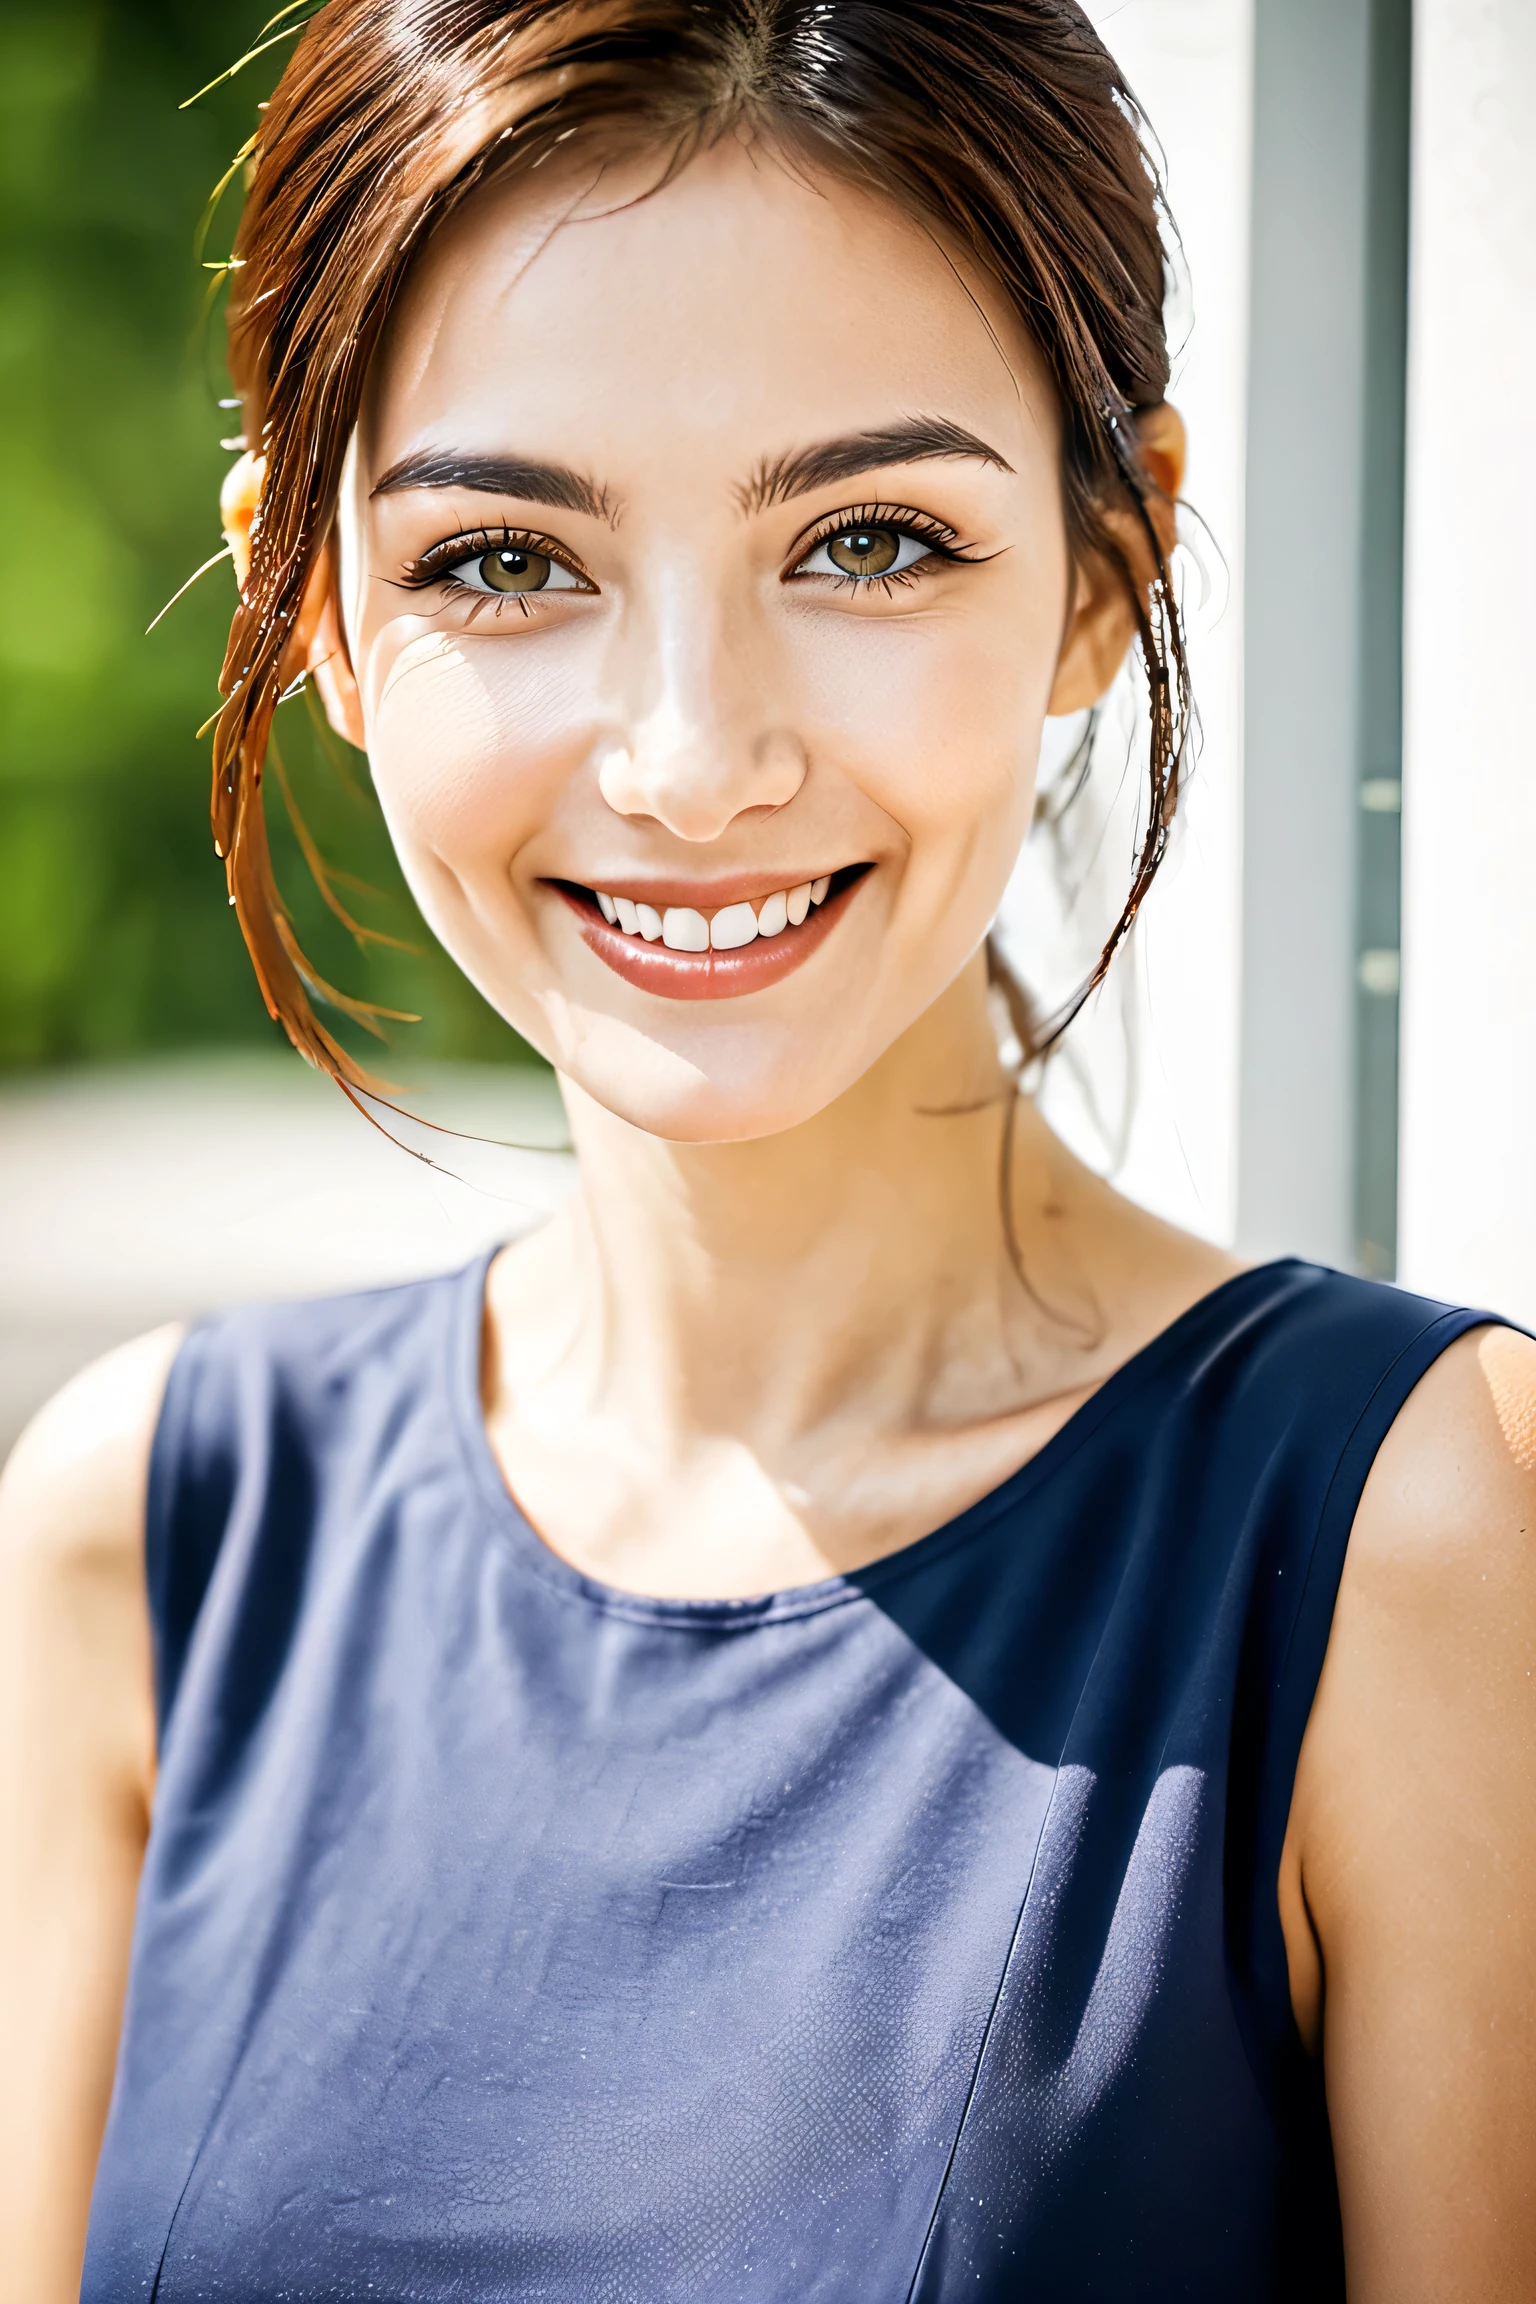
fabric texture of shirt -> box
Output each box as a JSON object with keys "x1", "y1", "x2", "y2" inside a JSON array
[{"x1": 83, "y1": 1254, "x2": 1496, "y2": 2301}]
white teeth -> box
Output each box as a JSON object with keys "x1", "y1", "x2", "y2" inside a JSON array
[
  {"x1": 710, "y1": 902, "x2": 759, "y2": 951},
  {"x1": 662, "y1": 906, "x2": 710, "y2": 952},
  {"x1": 597, "y1": 880, "x2": 838, "y2": 951}
]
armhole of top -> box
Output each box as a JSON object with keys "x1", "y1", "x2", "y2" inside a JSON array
[
  {"x1": 143, "y1": 1321, "x2": 217, "y2": 1749},
  {"x1": 1254, "y1": 1304, "x2": 1516, "y2": 2063},
  {"x1": 1278, "y1": 1306, "x2": 1516, "y2": 1756}
]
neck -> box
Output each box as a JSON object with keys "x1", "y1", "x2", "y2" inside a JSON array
[
  {"x1": 535, "y1": 954, "x2": 1096, "y2": 1452},
  {"x1": 484, "y1": 951, "x2": 1235, "y2": 1596}
]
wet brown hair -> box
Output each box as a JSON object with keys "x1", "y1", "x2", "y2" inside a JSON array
[{"x1": 215, "y1": 0, "x2": 1190, "y2": 1090}]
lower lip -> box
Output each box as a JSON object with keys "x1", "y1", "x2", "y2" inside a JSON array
[{"x1": 553, "y1": 873, "x2": 865, "y2": 1001}]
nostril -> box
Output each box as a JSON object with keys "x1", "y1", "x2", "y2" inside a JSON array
[{"x1": 597, "y1": 724, "x2": 806, "y2": 834}]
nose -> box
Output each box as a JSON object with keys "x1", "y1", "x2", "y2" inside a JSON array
[{"x1": 596, "y1": 575, "x2": 807, "y2": 842}]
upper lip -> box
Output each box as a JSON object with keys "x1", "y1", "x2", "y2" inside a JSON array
[{"x1": 549, "y1": 868, "x2": 858, "y2": 911}]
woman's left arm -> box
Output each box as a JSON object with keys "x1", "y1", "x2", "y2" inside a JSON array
[{"x1": 1282, "y1": 1324, "x2": 1536, "y2": 2303}]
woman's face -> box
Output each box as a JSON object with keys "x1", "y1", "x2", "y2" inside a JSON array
[{"x1": 337, "y1": 137, "x2": 1075, "y2": 1141}]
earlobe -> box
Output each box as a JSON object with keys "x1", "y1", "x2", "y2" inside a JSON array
[
  {"x1": 1047, "y1": 557, "x2": 1142, "y2": 716},
  {"x1": 218, "y1": 451, "x2": 367, "y2": 750},
  {"x1": 219, "y1": 450, "x2": 264, "y2": 591},
  {"x1": 1134, "y1": 401, "x2": 1186, "y2": 516}
]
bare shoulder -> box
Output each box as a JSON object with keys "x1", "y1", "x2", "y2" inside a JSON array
[
  {"x1": 1, "y1": 1324, "x2": 185, "y2": 1587},
  {"x1": 1285, "y1": 1323, "x2": 1536, "y2": 2302},
  {"x1": 0, "y1": 1326, "x2": 185, "y2": 1803},
  {"x1": 1356, "y1": 1317, "x2": 1536, "y2": 1544},
  {"x1": 1291, "y1": 1318, "x2": 1536, "y2": 1892},
  {"x1": 1320, "y1": 1321, "x2": 1536, "y2": 1720}
]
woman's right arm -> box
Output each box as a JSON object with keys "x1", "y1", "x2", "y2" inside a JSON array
[{"x1": 0, "y1": 1328, "x2": 181, "y2": 2304}]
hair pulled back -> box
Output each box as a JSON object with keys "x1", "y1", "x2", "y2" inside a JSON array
[{"x1": 216, "y1": 0, "x2": 1189, "y2": 1088}]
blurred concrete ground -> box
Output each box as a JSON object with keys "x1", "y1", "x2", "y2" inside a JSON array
[{"x1": 0, "y1": 1055, "x2": 575, "y2": 1460}]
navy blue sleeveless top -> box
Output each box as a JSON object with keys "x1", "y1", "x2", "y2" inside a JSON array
[{"x1": 84, "y1": 1255, "x2": 1492, "y2": 2302}]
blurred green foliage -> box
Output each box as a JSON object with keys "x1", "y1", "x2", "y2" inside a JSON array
[{"x1": 0, "y1": 0, "x2": 533, "y2": 1072}]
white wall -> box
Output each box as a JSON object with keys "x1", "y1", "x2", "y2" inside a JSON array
[
  {"x1": 1397, "y1": 0, "x2": 1536, "y2": 1324},
  {"x1": 1002, "y1": 0, "x2": 1254, "y2": 1246}
]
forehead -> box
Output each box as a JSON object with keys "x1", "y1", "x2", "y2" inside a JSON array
[{"x1": 365, "y1": 136, "x2": 1057, "y2": 487}]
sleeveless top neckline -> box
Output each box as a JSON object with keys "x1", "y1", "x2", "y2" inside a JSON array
[
  {"x1": 84, "y1": 1252, "x2": 1505, "y2": 2303},
  {"x1": 452, "y1": 1248, "x2": 1296, "y2": 1627}
]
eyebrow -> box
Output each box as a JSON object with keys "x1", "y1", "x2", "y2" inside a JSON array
[
  {"x1": 738, "y1": 417, "x2": 1013, "y2": 515},
  {"x1": 370, "y1": 451, "x2": 616, "y2": 523}
]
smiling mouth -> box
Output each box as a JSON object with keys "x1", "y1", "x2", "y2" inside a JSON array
[{"x1": 553, "y1": 864, "x2": 872, "y2": 1001}]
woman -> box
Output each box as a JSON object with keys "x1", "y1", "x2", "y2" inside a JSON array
[{"x1": 2, "y1": 3, "x2": 1533, "y2": 2297}]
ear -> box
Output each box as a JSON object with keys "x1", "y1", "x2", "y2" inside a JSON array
[
  {"x1": 219, "y1": 450, "x2": 368, "y2": 749},
  {"x1": 1047, "y1": 402, "x2": 1187, "y2": 718}
]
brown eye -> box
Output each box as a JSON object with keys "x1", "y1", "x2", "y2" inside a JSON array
[
  {"x1": 479, "y1": 546, "x2": 552, "y2": 592},
  {"x1": 826, "y1": 526, "x2": 900, "y2": 578},
  {"x1": 789, "y1": 519, "x2": 943, "y2": 587},
  {"x1": 438, "y1": 541, "x2": 588, "y2": 599}
]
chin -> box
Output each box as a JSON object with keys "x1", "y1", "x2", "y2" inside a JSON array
[{"x1": 538, "y1": 1004, "x2": 874, "y2": 1145}]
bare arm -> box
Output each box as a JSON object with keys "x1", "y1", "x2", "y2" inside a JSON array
[
  {"x1": 0, "y1": 1329, "x2": 180, "y2": 2304},
  {"x1": 1281, "y1": 1325, "x2": 1536, "y2": 2302}
]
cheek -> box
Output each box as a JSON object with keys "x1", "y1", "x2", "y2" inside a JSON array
[
  {"x1": 363, "y1": 632, "x2": 583, "y2": 869},
  {"x1": 796, "y1": 608, "x2": 1050, "y2": 873},
  {"x1": 357, "y1": 629, "x2": 598, "y2": 1063}
]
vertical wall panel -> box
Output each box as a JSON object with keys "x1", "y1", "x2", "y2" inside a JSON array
[
  {"x1": 1237, "y1": 0, "x2": 1373, "y2": 1267},
  {"x1": 1352, "y1": 0, "x2": 1413, "y2": 1281}
]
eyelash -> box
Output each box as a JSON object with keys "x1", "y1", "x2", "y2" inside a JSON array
[
  {"x1": 788, "y1": 502, "x2": 980, "y2": 593},
  {"x1": 396, "y1": 503, "x2": 981, "y2": 607},
  {"x1": 399, "y1": 525, "x2": 592, "y2": 600}
]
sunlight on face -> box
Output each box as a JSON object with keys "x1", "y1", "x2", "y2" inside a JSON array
[{"x1": 340, "y1": 135, "x2": 1071, "y2": 1141}]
